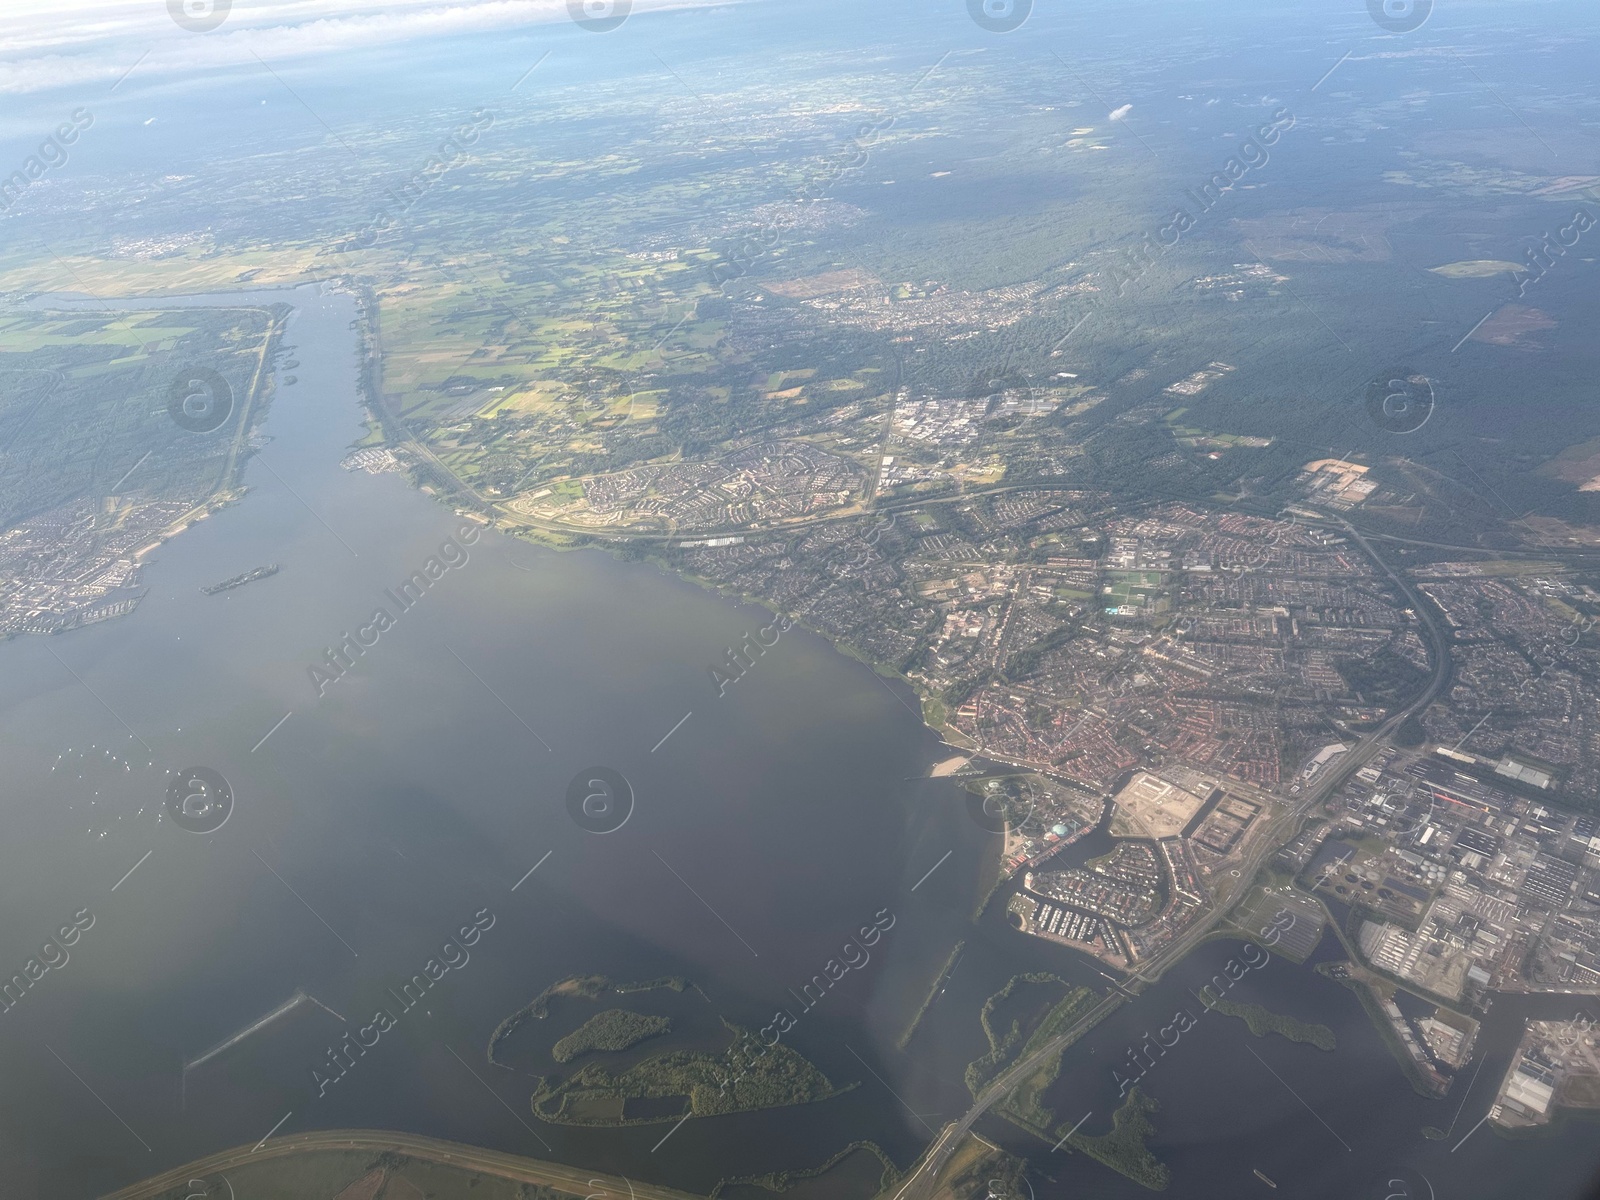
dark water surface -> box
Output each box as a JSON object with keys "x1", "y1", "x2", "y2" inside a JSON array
[
  {"x1": 987, "y1": 930, "x2": 1600, "y2": 1199},
  {"x1": 0, "y1": 287, "x2": 971, "y2": 1195},
  {"x1": 2, "y1": 289, "x2": 1598, "y2": 1199}
]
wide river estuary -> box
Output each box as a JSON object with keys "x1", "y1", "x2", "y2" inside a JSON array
[{"x1": 0, "y1": 288, "x2": 1595, "y2": 1199}]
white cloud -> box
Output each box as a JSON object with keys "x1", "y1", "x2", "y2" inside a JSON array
[{"x1": 1108, "y1": 103, "x2": 1132, "y2": 121}]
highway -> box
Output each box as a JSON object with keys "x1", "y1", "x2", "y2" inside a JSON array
[
  {"x1": 888, "y1": 507, "x2": 1457, "y2": 1200},
  {"x1": 100, "y1": 1128, "x2": 703, "y2": 1200}
]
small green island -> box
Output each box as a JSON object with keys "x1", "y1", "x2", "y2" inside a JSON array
[
  {"x1": 533, "y1": 1019, "x2": 851, "y2": 1127},
  {"x1": 488, "y1": 973, "x2": 689, "y2": 1066},
  {"x1": 1204, "y1": 996, "x2": 1336, "y2": 1051},
  {"x1": 552, "y1": 1009, "x2": 673, "y2": 1063},
  {"x1": 1059, "y1": 1087, "x2": 1171, "y2": 1192}
]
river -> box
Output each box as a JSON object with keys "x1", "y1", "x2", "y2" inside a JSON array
[{"x1": 2, "y1": 287, "x2": 1598, "y2": 1200}]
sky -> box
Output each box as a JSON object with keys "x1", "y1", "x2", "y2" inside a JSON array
[{"x1": 0, "y1": 0, "x2": 737, "y2": 95}]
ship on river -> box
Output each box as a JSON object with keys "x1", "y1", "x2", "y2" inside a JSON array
[{"x1": 202, "y1": 564, "x2": 280, "y2": 595}]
